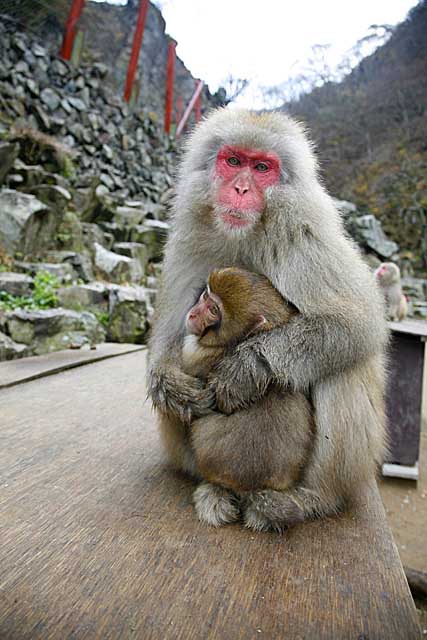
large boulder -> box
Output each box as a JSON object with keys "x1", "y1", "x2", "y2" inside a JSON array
[
  {"x1": 0, "y1": 189, "x2": 56, "y2": 256},
  {"x1": 0, "y1": 330, "x2": 28, "y2": 361},
  {"x1": 108, "y1": 286, "x2": 152, "y2": 344},
  {"x1": 356, "y1": 215, "x2": 399, "y2": 258},
  {"x1": 94, "y1": 243, "x2": 143, "y2": 284},
  {"x1": 0, "y1": 272, "x2": 33, "y2": 297},
  {"x1": 5, "y1": 308, "x2": 106, "y2": 354},
  {"x1": 57, "y1": 283, "x2": 109, "y2": 312}
]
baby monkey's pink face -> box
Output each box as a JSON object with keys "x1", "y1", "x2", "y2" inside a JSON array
[
  {"x1": 213, "y1": 146, "x2": 281, "y2": 230},
  {"x1": 185, "y1": 287, "x2": 223, "y2": 337}
]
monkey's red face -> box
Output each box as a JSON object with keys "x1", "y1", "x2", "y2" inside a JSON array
[
  {"x1": 213, "y1": 146, "x2": 281, "y2": 230},
  {"x1": 185, "y1": 287, "x2": 223, "y2": 337}
]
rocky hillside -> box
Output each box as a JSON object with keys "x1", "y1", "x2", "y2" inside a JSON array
[
  {"x1": 0, "y1": 21, "x2": 172, "y2": 361},
  {"x1": 285, "y1": 0, "x2": 427, "y2": 273},
  {"x1": 2, "y1": 0, "x2": 224, "y2": 121}
]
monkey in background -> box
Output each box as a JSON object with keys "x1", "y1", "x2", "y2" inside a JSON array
[
  {"x1": 148, "y1": 109, "x2": 388, "y2": 532},
  {"x1": 375, "y1": 262, "x2": 407, "y2": 322},
  {"x1": 179, "y1": 267, "x2": 314, "y2": 507}
]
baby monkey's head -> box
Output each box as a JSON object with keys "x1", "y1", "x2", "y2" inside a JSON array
[{"x1": 185, "y1": 267, "x2": 294, "y2": 348}]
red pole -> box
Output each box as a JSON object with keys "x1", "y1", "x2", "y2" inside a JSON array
[
  {"x1": 176, "y1": 80, "x2": 204, "y2": 137},
  {"x1": 195, "y1": 80, "x2": 202, "y2": 123},
  {"x1": 164, "y1": 40, "x2": 177, "y2": 134},
  {"x1": 60, "y1": 0, "x2": 85, "y2": 61},
  {"x1": 124, "y1": 0, "x2": 149, "y2": 102},
  {"x1": 175, "y1": 95, "x2": 184, "y2": 128}
]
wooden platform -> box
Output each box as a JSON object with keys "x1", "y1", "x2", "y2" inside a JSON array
[
  {"x1": 0, "y1": 343, "x2": 144, "y2": 389},
  {"x1": 0, "y1": 351, "x2": 421, "y2": 639}
]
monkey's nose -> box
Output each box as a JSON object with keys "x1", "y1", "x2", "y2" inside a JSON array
[{"x1": 235, "y1": 184, "x2": 249, "y2": 195}]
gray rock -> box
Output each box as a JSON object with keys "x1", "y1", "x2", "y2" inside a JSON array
[
  {"x1": 0, "y1": 189, "x2": 55, "y2": 256},
  {"x1": 113, "y1": 242, "x2": 148, "y2": 269},
  {"x1": 356, "y1": 215, "x2": 399, "y2": 258},
  {"x1": 66, "y1": 96, "x2": 86, "y2": 111},
  {"x1": 99, "y1": 173, "x2": 115, "y2": 190},
  {"x1": 82, "y1": 223, "x2": 114, "y2": 251},
  {"x1": 26, "y1": 79, "x2": 39, "y2": 97},
  {"x1": 130, "y1": 220, "x2": 169, "y2": 260},
  {"x1": 51, "y1": 59, "x2": 68, "y2": 76},
  {"x1": 0, "y1": 330, "x2": 28, "y2": 361},
  {"x1": 94, "y1": 243, "x2": 143, "y2": 284},
  {"x1": 108, "y1": 285, "x2": 152, "y2": 344},
  {"x1": 6, "y1": 308, "x2": 106, "y2": 354},
  {"x1": 412, "y1": 302, "x2": 427, "y2": 319},
  {"x1": 57, "y1": 283, "x2": 109, "y2": 311},
  {"x1": 333, "y1": 199, "x2": 357, "y2": 216},
  {"x1": 15, "y1": 60, "x2": 29, "y2": 74},
  {"x1": 402, "y1": 278, "x2": 427, "y2": 301},
  {"x1": 0, "y1": 142, "x2": 19, "y2": 185},
  {"x1": 32, "y1": 43, "x2": 47, "y2": 57},
  {"x1": 29, "y1": 184, "x2": 72, "y2": 213},
  {"x1": 64, "y1": 253, "x2": 95, "y2": 283},
  {"x1": 114, "y1": 205, "x2": 146, "y2": 227},
  {"x1": 0, "y1": 272, "x2": 33, "y2": 297},
  {"x1": 14, "y1": 261, "x2": 77, "y2": 284},
  {"x1": 40, "y1": 87, "x2": 60, "y2": 111}
]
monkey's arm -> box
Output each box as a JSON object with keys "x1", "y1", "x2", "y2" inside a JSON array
[
  {"x1": 211, "y1": 235, "x2": 388, "y2": 414},
  {"x1": 148, "y1": 339, "x2": 216, "y2": 423},
  {"x1": 212, "y1": 310, "x2": 386, "y2": 414}
]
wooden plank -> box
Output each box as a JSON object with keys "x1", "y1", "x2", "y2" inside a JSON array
[
  {"x1": 0, "y1": 351, "x2": 421, "y2": 640},
  {"x1": 0, "y1": 343, "x2": 144, "y2": 389},
  {"x1": 389, "y1": 318, "x2": 427, "y2": 338}
]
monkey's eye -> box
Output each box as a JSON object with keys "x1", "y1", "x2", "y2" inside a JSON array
[
  {"x1": 210, "y1": 304, "x2": 219, "y2": 316},
  {"x1": 227, "y1": 157, "x2": 240, "y2": 167},
  {"x1": 255, "y1": 162, "x2": 269, "y2": 172}
]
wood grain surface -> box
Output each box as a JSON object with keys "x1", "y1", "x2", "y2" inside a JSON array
[
  {"x1": 0, "y1": 343, "x2": 144, "y2": 389},
  {"x1": 0, "y1": 351, "x2": 421, "y2": 639}
]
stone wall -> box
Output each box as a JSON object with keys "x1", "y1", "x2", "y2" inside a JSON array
[{"x1": 0, "y1": 22, "x2": 172, "y2": 361}]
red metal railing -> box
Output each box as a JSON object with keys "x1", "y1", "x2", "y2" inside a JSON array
[
  {"x1": 124, "y1": 0, "x2": 149, "y2": 102},
  {"x1": 60, "y1": 0, "x2": 85, "y2": 61},
  {"x1": 164, "y1": 39, "x2": 177, "y2": 134},
  {"x1": 60, "y1": 0, "x2": 203, "y2": 134},
  {"x1": 176, "y1": 80, "x2": 204, "y2": 137}
]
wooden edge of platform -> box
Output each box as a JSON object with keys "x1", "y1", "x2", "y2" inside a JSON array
[{"x1": 0, "y1": 343, "x2": 146, "y2": 389}]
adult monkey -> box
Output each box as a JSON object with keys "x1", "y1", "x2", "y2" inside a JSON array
[{"x1": 148, "y1": 109, "x2": 388, "y2": 531}]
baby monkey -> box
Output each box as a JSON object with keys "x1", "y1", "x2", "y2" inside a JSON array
[{"x1": 182, "y1": 267, "x2": 314, "y2": 493}]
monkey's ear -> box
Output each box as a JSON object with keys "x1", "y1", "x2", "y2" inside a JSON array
[{"x1": 247, "y1": 315, "x2": 270, "y2": 336}]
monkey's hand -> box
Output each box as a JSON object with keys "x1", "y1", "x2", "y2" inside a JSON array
[
  {"x1": 209, "y1": 340, "x2": 272, "y2": 414},
  {"x1": 148, "y1": 366, "x2": 216, "y2": 424}
]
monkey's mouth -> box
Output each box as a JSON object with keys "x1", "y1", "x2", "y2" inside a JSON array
[{"x1": 218, "y1": 207, "x2": 259, "y2": 229}]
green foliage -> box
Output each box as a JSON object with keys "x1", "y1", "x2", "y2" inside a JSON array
[
  {"x1": 0, "y1": 271, "x2": 59, "y2": 312},
  {"x1": 94, "y1": 310, "x2": 110, "y2": 328},
  {"x1": 32, "y1": 271, "x2": 60, "y2": 309}
]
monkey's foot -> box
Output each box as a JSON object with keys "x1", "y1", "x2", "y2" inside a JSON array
[
  {"x1": 243, "y1": 491, "x2": 305, "y2": 533},
  {"x1": 193, "y1": 482, "x2": 239, "y2": 527}
]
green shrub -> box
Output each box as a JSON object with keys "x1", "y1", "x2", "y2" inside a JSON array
[{"x1": 0, "y1": 270, "x2": 59, "y2": 311}]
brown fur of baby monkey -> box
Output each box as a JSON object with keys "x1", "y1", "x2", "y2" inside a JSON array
[{"x1": 181, "y1": 267, "x2": 314, "y2": 493}]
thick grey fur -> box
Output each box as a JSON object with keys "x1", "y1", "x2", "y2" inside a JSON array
[{"x1": 148, "y1": 109, "x2": 388, "y2": 531}]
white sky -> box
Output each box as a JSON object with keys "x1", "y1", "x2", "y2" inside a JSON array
[{"x1": 91, "y1": 0, "x2": 418, "y2": 107}]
